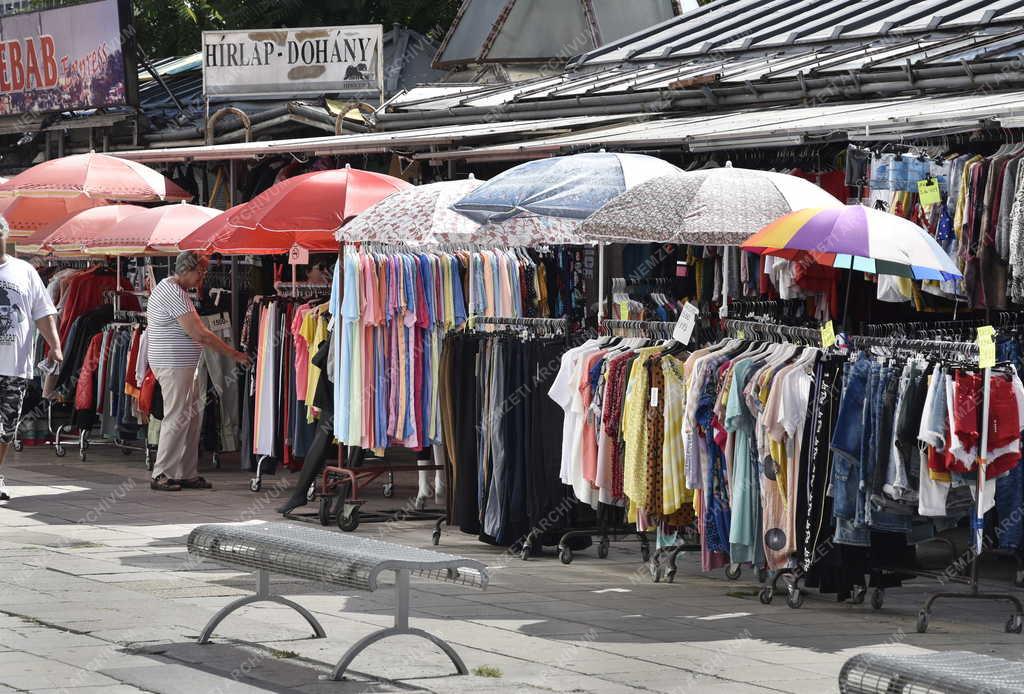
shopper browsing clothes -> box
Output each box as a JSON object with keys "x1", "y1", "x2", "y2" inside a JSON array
[
  {"x1": 0, "y1": 218, "x2": 62, "y2": 502},
  {"x1": 147, "y1": 251, "x2": 249, "y2": 491}
]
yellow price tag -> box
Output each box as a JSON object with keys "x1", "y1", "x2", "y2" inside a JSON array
[
  {"x1": 737, "y1": 330, "x2": 746, "y2": 339},
  {"x1": 977, "y1": 325, "x2": 996, "y2": 368},
  {"x1": 820, "y1": 320, "x2": 836, "y2": 348},
  {"x1": 917, "y1": 178, "x2": 941, "y2": 206},
  {"x1": 617, "y1": 301, "x2": 629, "y2": 320},
  {"x1": 978, "y1": 340, "x2": 996, "y2": 369}
]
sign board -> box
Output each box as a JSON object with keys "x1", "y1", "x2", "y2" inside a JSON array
[
  {"x1": 202, "y1": 24, "x2": 384, "y2": 99},
  {"x1": 672, "y1": 301, "x2": 700, "y2": 344},
  {"x1": 289, "y1": 244, "x2": 310, "y2": 266},
  {"x1": 0, "y1": 0, "x2": 132, "y2": 117}
]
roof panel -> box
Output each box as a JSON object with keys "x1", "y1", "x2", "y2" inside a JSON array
[
  {"x1": 436, "y1": 0, "x2": 507, "y2": 65},
  {"x1": 486, "y1": 0, "x2": 595, "y2": 61}
]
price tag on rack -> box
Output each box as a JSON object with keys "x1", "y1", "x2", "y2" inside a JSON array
[
  {"x1": 672, "y1": 301, "x2": 700, "y2": 344},
  {"x1": 617, "y1": 301, "x2": 629, "y2": 320},
  {"x1": 820, "y1": 320, "x2": 836, "y2": 348},
  {"x1": 977, "y1": 325, "x2": 996, "y2": 369},
  {"x1": 917, "y1": 178, "x2": 942, "y2": 207}
]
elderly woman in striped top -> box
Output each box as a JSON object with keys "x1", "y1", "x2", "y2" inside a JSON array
[{"x1": 147, "y1": 251, "x2": 250, "y2": 492}]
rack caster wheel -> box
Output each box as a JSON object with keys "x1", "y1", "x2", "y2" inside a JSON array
[
  {"x1": 652, "y1": 566, "x2": 662, "y2": 583},
  {"x1": 666, "y1": 568, "x2": 677, "y2": 583},
  {"x1": 759, "y1": 587, "x2": 773, "y2": 605},
  {"x1": 213, "y1": 453, "x2": 221, "y2": 469},
  {"x1": 146, "y1": 459, "x2": 154, "y2": 472},
  {"x1": 54, "y1": 444, "x2": 66, "y2": 457},
  {"x1": 916, "y1": 610, "x2": 929, "y2": 634},
  {"x1": 786, "y1": 587, "x2": 804, "y2": 609},
  {"x1": 1006, "y1": 615, "x2": 1023, "y2": 634},
  {"x1": 432, "y1": 529, "x2": 441, "y2": 546},
  {"x1": 558, "y1": 546, "x2": 573, "y2": 565},
  {"x1": 81, "y1": 438, "x2": 89, "y2": 451},
  {"x1": 850, "y1": 586, "x2": 867, "y2": 605},
  {"x1": 382, "y1": 482, "x2": 394, "y2": 498},
  {"x1": 725, "y1": 564, "x2": 741, "y2": 581},
  {"x1": 520, "y1": 545, "x2": 530, "y2": 561},
  {"x1": 13, "y1": 440, "x2": 22, "y2": 452},
  {"x1": 249, "y1": 478, "x2": 261, "y2": 492},
  {"x1": 597, "y1": 537, "x2": 610, "y2": 559},
  {"x1": 306, "y1": 483, "x2": 317, "y2": 502},
  {"x1": 640, "y1": 544, "x2": 651, "y2": 562},
  {"x1": 318, "y1": 496, "x2": 332, "y2": 526},
  {"x1": 870, "y1": 588, "x2": 885, "y2": 611},
  {"x1": 337, "y1": 507, "x2": 360, "y2": 532}
]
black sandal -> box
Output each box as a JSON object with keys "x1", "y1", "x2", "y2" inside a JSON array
[
  {"x1": 179, "y1": 476, "x2": 213, "y2": 489},
  {"x1": 150, "y1": 475, "x2": 181, "y2": 491}
]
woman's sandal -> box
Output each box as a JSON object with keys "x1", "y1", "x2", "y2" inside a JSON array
[
  {"x1": 150, "y1": 474, "x2": 181, "y2": 491},
  {"x1": 179, "y1": 476, "x2": 213, "y2": 489}
]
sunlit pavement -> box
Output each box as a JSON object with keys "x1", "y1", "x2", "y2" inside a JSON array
[{"x1": 1, "y1": 445, "x2": 1021, "y2": 693}]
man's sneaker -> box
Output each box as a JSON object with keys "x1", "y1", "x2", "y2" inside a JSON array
[{"x1": 0, "y1": 475, "x2": 9, "y2": 501}]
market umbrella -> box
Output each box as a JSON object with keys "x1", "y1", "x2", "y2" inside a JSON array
[
  {"x1": 0, "y1": 152, "x2": 191, "y2": 202},
  {"x1": 336, "y1": 177, "x2": 586, "y2": 246},
  {"x1": 1, "y1": 195, "x2": 107, "y2": 238},
  {"x1": 578, "y1": 167, "x2": 844, "y2": 244},
  {"x1": 180, "y1": 166, "x2": 410, "y2": 254},
  {"x1": 450, "y1": 152, "x2": 681, "y2": 224},
  {"x1": 19, "y1": 204, "x2": 148, "y2": 255},
  {"x1": 83, "y1": 203, "x2": 224, "y2": 256},
  {"x1": 741, "y1": 205, "x2": 962, "y2": 281}
]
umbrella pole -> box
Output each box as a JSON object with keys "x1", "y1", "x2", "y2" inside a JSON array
[
  {"x1": 597, "y1": 243, "x2": 605, "y2": 324},
  {"x1": 115, "y1": 255, "x2": 121, "y2": 313},
  {"x1": 841, "y1": 270, "x2": 853, "y2": 331},
  {"x1": 292, "y1": 260, "x2": 297, "y2": 298}
]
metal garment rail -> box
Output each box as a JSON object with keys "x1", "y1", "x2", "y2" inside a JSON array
[
  {"x1": 469, "y1": 316, "x2": 570, "y2": 331},
  {"x1": 601, "y1": 319, "x2": 676, "y2": 337}
]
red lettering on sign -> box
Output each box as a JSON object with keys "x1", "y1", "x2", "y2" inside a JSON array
[
  {"x1": 40, "y1": 35, "x2": 56, "y2": 87},
  {"x1": 0, "y1": 44, "x2": 9, "y2": 92},
  {"x1": 24, "y1": 37, "x2": 41, "y2": 89},
  {"x1": 8, "y1": 40, "x2": 24, "y2": 91}
]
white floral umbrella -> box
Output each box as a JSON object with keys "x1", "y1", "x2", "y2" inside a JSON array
[{"x1": 338, "y1": 177, "x2": 586, "y2": 246}]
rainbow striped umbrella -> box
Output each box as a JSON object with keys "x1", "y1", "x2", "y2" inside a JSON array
[{"x1": 742, "y1": 205, "x2": 962, "y2": 281}]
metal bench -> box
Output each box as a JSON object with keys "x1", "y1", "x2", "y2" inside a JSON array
[
  {"x1": 187, "y1": 522, "x2": 488, "y2": 680},
  {"x1": 839, "y1": 650, "x2": 1024, "y2": 693}
]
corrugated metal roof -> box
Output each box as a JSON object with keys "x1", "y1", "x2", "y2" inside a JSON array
[
  {"x1": 577, "y1": 0, "x2": 1024, "y2": 64},
  {"x1": 434, "y1": 0, "x2": 677, "y2": 67},
  {"x1": 413, "y1": 91, "x2": 1024, "y2": 161},
  {"x1": 112, "y1": 114, "x2": 643, "y2": 162}
]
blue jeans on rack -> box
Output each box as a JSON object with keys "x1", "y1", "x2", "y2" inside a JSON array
[{"x1": 831, "y1": 356, "x2": 870, "y2": 521}]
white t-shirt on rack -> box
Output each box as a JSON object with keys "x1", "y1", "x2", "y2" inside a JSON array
[{"x1": 0, "y1": 256, "x2": 57, "y2": 379}]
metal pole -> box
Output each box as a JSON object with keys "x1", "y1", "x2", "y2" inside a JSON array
[
  {"x1": 597, "y1": 243, "x2": 605, "y2": 322},
  {"x1": 115, "y1": 255, "x2": 121, "y2": 313},
  {"x1": 976, "y1": 366, "x2": 991, "y2": 556},
  {"x1": 228, "y1": 161, "x2": 241, "y2": 347}
]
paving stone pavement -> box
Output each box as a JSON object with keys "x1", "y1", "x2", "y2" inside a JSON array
[{"x1": 1, "y1": 445, "x2": 1023, "y2": 693}]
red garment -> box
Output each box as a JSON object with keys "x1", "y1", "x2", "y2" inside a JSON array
[
  {"x1": 124, "y1": 327, "x2": 142, "y2": 396},
  {"x1": 789, "y1": 168, "x2": 847, "y2": 203},
  {"x1": 792, "y1": 255, "x2": 841, "y2": 318},
  {"x1": 58, "y1": 268, "x2": 140, "y2": 346},
  {"x1": 74, "y1": 334, "x2": 104, "y2": 413},
  {"x1": 139, "y1": 370, "x2": 157, "y2": 419},
  {"x1": 951, "y1": 371, "x2": 1021, "y2": 477}
]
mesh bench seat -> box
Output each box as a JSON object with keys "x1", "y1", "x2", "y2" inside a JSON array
[
  {"x1": 187, "y1": 522, "x2": 489, "y2": 680},
  {"x1": 839, "y1": 651, "x2": 1024, "y2": 694}
]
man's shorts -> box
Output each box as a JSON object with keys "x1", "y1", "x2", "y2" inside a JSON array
[{"x1": 0, "y1": 376, "x2": 28, "y2": 445}]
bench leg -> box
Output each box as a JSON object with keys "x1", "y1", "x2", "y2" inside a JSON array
[
  {"x1": 198, "y1": 569, "x2": 326, "y2": 644},
  {"x1": 329, "y1": 570, "x2": 467, "y2": 681}
]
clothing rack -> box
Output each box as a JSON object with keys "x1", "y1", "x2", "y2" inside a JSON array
[
  {"x1": 273, "y1": 281, "x2": 332, "y2": 298},
  {"x1": 601, "y1": 319, "x2": 676, "y2": 338},
  {"x1": 470, "y1": 316, "x2": 569, "y2": 333},
  {"x1": 724, "y1": 319, "x2": 823, "y2": 344}
]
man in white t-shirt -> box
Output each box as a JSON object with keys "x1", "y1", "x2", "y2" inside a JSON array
[{"x1": 0, "y1": 218, "x2": 62, "y2": 501}]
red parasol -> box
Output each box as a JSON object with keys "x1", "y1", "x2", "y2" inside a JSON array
[
  {"x1": 178, "y1": 166, "x2": 410, "y2": 254},
  {"x1": 20, "y1": 205, "x2": 148, "y2": 255},
  {"x1": 2, "y1": 195, "x2": 107, "y2": 238},
  {"x1": 0, "y1": 152, "x2": 191, "y2": 202},
  {"x1": 84, "y1": 203, "x2": 224, "y2": 256}
]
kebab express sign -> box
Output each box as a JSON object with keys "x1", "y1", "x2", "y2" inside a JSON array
[
  {"x1": 202, "y1": 25, "x2": 383, "y2": 98},
  {"x1": 0, "y1": 0, "x2": 131, "y2": 116}
]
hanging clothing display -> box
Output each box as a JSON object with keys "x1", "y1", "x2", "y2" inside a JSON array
[
  {"x1": 440, "y1": 327, "x2": 576, "y2": 546},
  {"x1": 71, "y1": 321, "x2": 146, "y2": 442},
  {"x1": 56, "y1": 265, "x2": 140, "y2": 346}
]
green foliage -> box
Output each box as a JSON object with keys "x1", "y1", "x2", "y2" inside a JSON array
[{"x1": 132, "y1": 0, "x2": 462, "y2": 57}]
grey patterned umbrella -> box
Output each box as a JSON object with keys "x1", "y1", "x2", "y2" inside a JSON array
[{"x1": 578, "y1": 167, "x2": 844, "y2": 245}]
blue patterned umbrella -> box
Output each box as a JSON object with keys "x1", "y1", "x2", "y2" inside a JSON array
[{"x1": 450, "y1": 152, "x2": 680, "y2": 224}]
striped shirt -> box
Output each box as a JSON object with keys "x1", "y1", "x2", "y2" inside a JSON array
[{"x1": 146, "y1": 278, "x2": 201, "y2": 368}]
